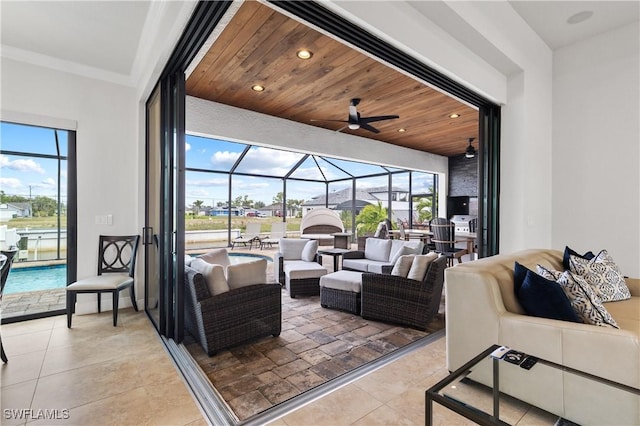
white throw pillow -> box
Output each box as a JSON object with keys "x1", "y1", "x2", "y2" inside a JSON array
[
  {"x1": 569, "y1": 250, "x2": 631, "y2": 302},
  {"x1": 185, "y1": 254, "x2": 193, "y2": 267},
  {"x1": 407, "y1": 252, "x2": 438, "y2": 281},
  {"x1": 364, "y1": 238, "x2": 392, "y2": 262},
  {"x1": 280, "y1": 238, "x2": 310, "y2": 260},
  {"x1": 190, "y1": 258, "x2": 229, "y2": 296},
  {"x1": 198, "y1": 248, "x2": 231, "y2": 267},
  {"x1": 301, "y1": 240, "x2": 318, "y2": 262},
  {"x1": 227, "y1": 259, "x2": 267, "y2": 289},
  {"x1": 391, "y1": 254, "x2": 416, "y2": 278},
  {"x1": 389, "y1": 245, "x2": 415, "y2": 266}
]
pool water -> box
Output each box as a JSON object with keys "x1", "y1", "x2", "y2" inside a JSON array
[
  {"x1": 4, "y1": 253, "x2": 271, "y2": 295},
  {"x1": 4, "y1": 264, "x2": 67, "y2": 295}
]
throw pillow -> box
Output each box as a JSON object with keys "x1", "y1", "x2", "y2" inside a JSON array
[
  {"x1": 513, "y1": 261, "x2": 531, "y2": 294},
  {"x1": 389, "y1": 245, "x2": 414, "y2": 266},
  {"x1": 227, "y1": 259, "x2": 267, "y2": 289},
  {"x1": 391, "y1": 254, "x2": 416, "y2": 278},
  {"x1": 185, "y1": 254, "x2": 193, "y2": 267},
  {"x1": 364, "y1": 238, "x2": 392, "y2": 262},
  {"x1": 190, "y1": 258, "x2": 229, "y2": 296},
  {"x1": 569, "y1": 249, "x2": 631, "y2": 302},
  {"x1": 301, "y1": 240, "x2": 318, "y2": 262},
  {"x1": 407, "y1": 252, "x2": 438, "y2": 281},
  {"x1": 537, "y1": 265, "x2": 618, "y2": 328},
  {"x1": 562, "y1": 246, "x2": 595, "y2": 270},
  {"x1": 198, "y1": 248, "x2": 231, "y2": 267},
  {"x1": 515, "y1": 269, "x2": 581, "y2": 323}
]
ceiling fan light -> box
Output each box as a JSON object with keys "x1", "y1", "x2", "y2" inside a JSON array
[
  {"x1": 465, "y1": 138, "x2": 476, "y2": 158},
  {"x1": 348, "y1": 123, "x2": 360, "y2": 130}
]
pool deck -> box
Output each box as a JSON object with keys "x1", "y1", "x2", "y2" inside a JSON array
[{"x1": 2, "y1": 242, "x2": 348, "y2": 321}]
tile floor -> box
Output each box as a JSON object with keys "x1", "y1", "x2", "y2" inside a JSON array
[{"x1": 1, "y1": 307, "x2": 558, "y2": 425}]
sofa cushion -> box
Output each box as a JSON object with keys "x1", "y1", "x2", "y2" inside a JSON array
[
  {"x1": 301, "y1": 240, "x2": 318, "y2": 262},
  {"x1": 198, "y1": 248, "x2": 231, "y2": 267},
  {"x1": 391, "y1": 254, "x2": 416, "y2": 278},
  {"x1": 284, "y1": 260, "x2": 328, "y2": 280},
  {"x1": 280, "y1": 238, "x2": 311, "y2": 260},
  {"x1": 537, "y1": 265, "x2": 618, "y2": 328},
  {"x1": 190, "y1": 258, "x2": 229, "y2": 296},
  {"x1": 366, "y1": 260, "x2": 394, "y2": 274},
  {"x1": 514, "y1": 266, "x2": 580, "y2": 323},
  {"x1": 342, "y1": 258, "x2": 371, "y2": 273},
  {"x1": 569, "y1": 250, "x2": 631, "y2": 302},
  {"x1": 320, "y1": 270, "x2": 363, "y2": 293},
  {"x1": 365, "y1": 238, "x2": 392, "y2": 262},
  {"x1": 407, "y1": 252, "x2": 438, "y2": 281},
  {"x1": 227, "y1": 259, "x2": 267, "y2": 289},
  {"x1": 562, "y1": 246, "x2": 595, "y2": 270}
]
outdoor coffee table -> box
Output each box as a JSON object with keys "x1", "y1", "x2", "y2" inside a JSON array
[
  {"x1": 425, "y1": 344, "x2": 640, "y2": 426},
  {"x1": 317, "y1": 248, "x2": 350, "y2": 272}
]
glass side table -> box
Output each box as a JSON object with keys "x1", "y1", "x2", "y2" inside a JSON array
[{"x1": 425, "y1": 344, "x2": 640, "y2": 426}]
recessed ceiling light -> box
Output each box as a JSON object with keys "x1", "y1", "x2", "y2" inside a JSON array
[
  {"x1": 449, "y1": 113, "x2": 460, "y2": 119},
  {"x1": 296, "y1": 49, "x2": 313, "y2": 60},
  {"x1": 251, "y1": 84, "x2": 265, "y2": 92},
  {"x1": 567, "y1": 10, "x2": 593, "y2": 25},
  {"x1": 398, "y1": 128, "x2": 407, "y2": 133}
]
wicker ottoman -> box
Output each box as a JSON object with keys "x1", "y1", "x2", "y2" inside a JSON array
[
  {"x1": 319, "y1": 270, "x2": 363, "y2": 314},
  {"x1": 284, "y1": 261, "x2": 328, "y2": 298}
]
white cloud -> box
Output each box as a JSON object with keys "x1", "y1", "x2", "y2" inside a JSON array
[
  {"x1": 0, "y1": 177, "x2": 22, "y2": 189},
  {"x1": 185, "y1": 143, "x2": 191, "y2": 152},
  {"x1": 0, "y1": 155, "x2": 45, "y2": 174},
  {"x1": 210, "y1": 150, "x2": 240, "y2": 168},
  {"x1": 186, "y1": 177, "x2": 228, "y2": 187}
]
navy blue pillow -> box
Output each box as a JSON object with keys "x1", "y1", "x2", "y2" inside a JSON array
[
  {"x1": 516, "y1": 269, "x2": 581, "y2": 323},
  {"x1": 563, "y1": 246, "x2": 595, "y2": 270}
]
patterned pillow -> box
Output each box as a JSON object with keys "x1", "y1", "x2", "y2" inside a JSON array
[
  {"x1": 569, "y1": 250, "x2": 631, "y2": 302},
  {"x1": 537, "y1": 265, "x2": 618, "y2": 328}
]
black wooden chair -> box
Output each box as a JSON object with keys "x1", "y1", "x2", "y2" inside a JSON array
[
  {"x1": 66, "y1": 235, "x2": 139, "y2": 327},
  {"x1": 0, "y1": 249, "x2": 18, "y2": 363},
  {"x1": 431, "y1": 217, "x2": 468, "y2": 266}
]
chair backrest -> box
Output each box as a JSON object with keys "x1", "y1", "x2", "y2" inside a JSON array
[
  {"x1": 373, "y1": 221, "x2": 388, "y2": 239},
  {"x1": 469, "y1": 218, "x2": 478, "y2": 233},
  {"x1": 422, "y1": 256, "x2": 447, "y2": 320},
  {"x1": 0, "y1": 249, "x2": 18, "y2": 295},
  {"x1": 270, "y1": 222, "x2": 286, "y2": 238},
  {"x1": 430, "y1": 218, "x2": 455, "y2": 253},
  {"x1": 244, "y1": 222, "x2": 262, "y2": 238},
  {"x1": 98, "y1": 235, "x2": 140, "y2": 277}
]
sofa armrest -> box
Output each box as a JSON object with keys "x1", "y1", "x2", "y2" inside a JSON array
[
  {"x1": 198, "y1": 283, "x2": 281, "y2": 313},
  {"x1": 343, "y1": 250, "x2": 365, "y2": 260},
  {"x1": 625, "y1": 277, "x2": 640, "y2": 296},
  {"x1": 274, "y1": 252, "x2": 284, "y2": 285},
  {"x1": 185, "y1": 266, "x2": 211, "y2": 302},
  {"x1": 362, "y1": 273, "x2": 425, "y2": 299}
]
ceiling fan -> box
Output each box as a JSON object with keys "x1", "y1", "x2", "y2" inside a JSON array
[{"x1": 312, "y1": 98, "x2": 399, "y2": 134}]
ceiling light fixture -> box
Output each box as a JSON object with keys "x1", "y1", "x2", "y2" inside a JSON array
[
  {"x1": 449, "y1": 113, "x2": 460, "y2": 119},
  {"x1": 296, "y1": 49, "x2": 313, "y2": 59},
  {"x1": 567, "y1": 10, "x2": 593, "y2": 25},
  {"x1": 251, "y1": 84, "x2": 265, "y2": 92},
  {"x1": 465, "y1": 138, "x2": 476, "y2": 159}
]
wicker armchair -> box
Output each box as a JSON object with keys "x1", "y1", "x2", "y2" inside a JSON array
[
  {"x1": 360, "y1": 256, "x2": 447, "y2": 330},
  {"x1": 184, "y1": 266, "x2": 281, "y2": 356}
]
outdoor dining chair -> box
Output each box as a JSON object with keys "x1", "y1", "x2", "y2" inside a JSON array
[
  {"x1": 66, "y1": 235, "x2": 140, "y2": 327},
  {"x1": 431, "y1": 217, "x2": 468, "y2": 266}
]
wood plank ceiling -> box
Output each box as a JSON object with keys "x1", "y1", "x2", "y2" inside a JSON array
[{"x1": 186, "y1": 1, "x2": 479, "y2": 158}]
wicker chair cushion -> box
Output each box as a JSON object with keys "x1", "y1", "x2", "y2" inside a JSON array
[
  {"x1": 320, "y1": 270, "x2": 363, "y2": 293},
  {"x1": 280, "y1": 238, "x2": 311, "y2": 260},
  {"x1": 391, "y1": 254, "x2": 416, "y2": 278},
  {"x1": 198, "y1": 248, "x2": 231, "y2": 267},
  {"x1": 227, "y1": 259, "x2": 267, "y2": 289},
  {"x1": 284, "y1": 261, "x2": 327, "y2": 280},
  {"x1": 407, "y1": 252, "x2": 438, "y2": 281},
  {"x1": 364, "y1": 238, "x2": 392, "y2": 262},
  {"x1": 301, "y1": 240, "x2": 318, "y2": 262},
  {"x1": 190, "y1": 258, "x2": 229, "y2": 296}
]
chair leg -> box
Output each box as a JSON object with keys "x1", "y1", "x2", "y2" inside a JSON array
[
  {"x1": 66, "y1": 291, "x2": 76, "y2": 328},
  {"x1": 112, "y1": 291, "x2": 119, "y2": 327},
  {"x1": 97, "y1": 293, "x2": 102, "y2": 313},
  {"x1": 1, "y1": 334, "x2": 7, "y2": 363},
  {"x1": 129, "y1": 284, "x2": 138, "y2": 311}
]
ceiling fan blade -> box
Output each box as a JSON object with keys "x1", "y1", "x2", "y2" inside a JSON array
[
  {"x1": 310, "y1": 119, "x2": 349, "y2": 123},
  {"x1": 358, "y1": 122, "x2": 380, "y2": 133},
  {"x1": 359, "y1": 114, "x2": 399, "y2": 124}
]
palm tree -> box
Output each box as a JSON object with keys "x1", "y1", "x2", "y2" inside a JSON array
[
  {"x1": 192, "y1": 200, "x2": 204, "y2": 215},
  {"x1": 415, "y1": 196, "x2": 433, "y2": 223},
  {"x1": 355, "y1": 202, "x2": 387, "y2": 236}
]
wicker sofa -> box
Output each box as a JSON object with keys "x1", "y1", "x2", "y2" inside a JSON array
[
  {"x1": 343, "y1": 237, "x2": 424, "y2": 274},
  {"x1": 184, "y1": 265, "x2": 281, "y2": 356}
]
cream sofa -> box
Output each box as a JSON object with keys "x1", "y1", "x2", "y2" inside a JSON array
[{"x1": 446, "y1": 249, "x2": 640, "y2": 425}]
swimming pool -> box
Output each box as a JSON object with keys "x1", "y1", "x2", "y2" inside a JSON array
[{"x1": 3, "y1": 253, "x2": 272, "y2": 295}]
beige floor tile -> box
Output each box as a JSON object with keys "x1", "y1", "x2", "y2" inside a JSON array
[
  {"x1": 515, "y1": 406, "x2": 558, "y2": 425},
  {"x1": 1, "y1": 317, "x2": 55, "y2": 337},
  {"x1": 352, "y1": 366, "x2": 413, "y2": 403},
  {"x1": 350, "y1": 404, "x2": 417, "y2": 425},
  {"x1": 145, "y1": 378, "x2": 204, "y2": 425},
  {"x1": 1, "y1": 330, "x2": 51, "y2": 356},
  {"x1": 0, "y1": 379, "x2": 37, "y2": 426},
  {"x1": 0, "y1": 350, "x2": 46, "y2": 387},
  {"x1": 385, "y1": 387, "x2": 428, "y2": 424}
]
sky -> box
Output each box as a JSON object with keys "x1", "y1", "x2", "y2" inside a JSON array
[
  {"x1": 0, "y1": 122, "x2": 68, "y2": 201},
  {"x1": 185, "y1": 134, "x2": 434, "y2": 208}
]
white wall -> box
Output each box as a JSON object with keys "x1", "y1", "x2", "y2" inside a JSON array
[
  {"x1": 1, "y1": 58, "x2": 141, "y2": 312},
  {"x1": 552, "y1": 22, "x2": 640, "y2": 276}
]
